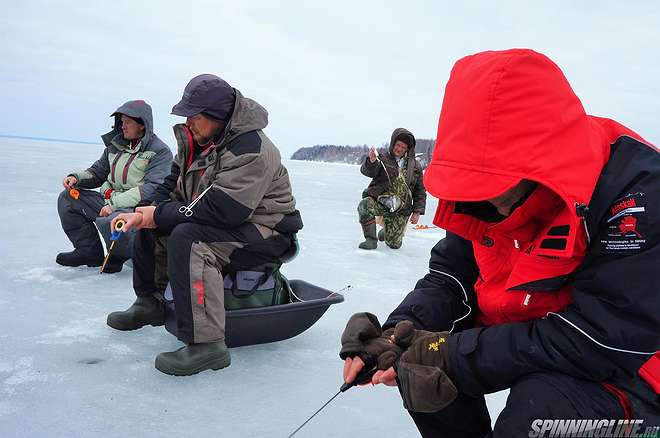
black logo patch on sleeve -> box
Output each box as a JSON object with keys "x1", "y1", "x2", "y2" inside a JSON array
[{"x1": 599, "y1": 192, "x2": 647, "y2": 253}]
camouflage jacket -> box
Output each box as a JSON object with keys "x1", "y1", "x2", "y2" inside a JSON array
[{"x1": 361, "y1": 128, "x2": 426, "y2": 216}]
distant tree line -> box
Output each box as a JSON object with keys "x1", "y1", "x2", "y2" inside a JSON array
[{"x1": 291, "y1": 138, "x2": 436, "y2": 169}]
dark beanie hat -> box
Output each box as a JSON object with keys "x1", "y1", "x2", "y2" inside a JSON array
[{"x1": 171, "y1": 74, "x2": 235, "y2": 122}]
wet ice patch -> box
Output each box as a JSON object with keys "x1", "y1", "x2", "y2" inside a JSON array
[
  {"x1": 0, "y1": 400, "x2": 20, "y2": 417},
  {"x1": 104, "y1": 343, "x2": 134, "y2": 356},
  {"x1": 355, "y1": 249, "x2": 388, "y2": 258},
  {"x1": 38, "y1": 317, "x2": 107, "y2": 345},
  {"x1": 127, "y1": 361, "x2": 152, "y2": 372},
  {"x1": 14, "y1": 267, "x2": 59, "y2": 283},
  {"x1": 14, "y1": 266, "x2": 101, "y2": 285},
  {"x1": 3, "y1": 357, "x2": 49, "y2": 386}
]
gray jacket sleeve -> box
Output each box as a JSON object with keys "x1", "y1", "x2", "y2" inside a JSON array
[
  {"x1": 138, "y1": 144, "x2": 174, "y2": 204},
  {"x1": 70, "y1": 148, "x2": 110, "y2": 189}
]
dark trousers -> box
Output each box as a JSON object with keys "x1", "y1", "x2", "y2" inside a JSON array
[
  {"x1": 57, "y1": 189, "x2": 135, "y2": 259},
  {"x1": 132, "y1": 222, "x2": 292, "y2": 344},
  {"x1": 408, "y1": 373, "x2": 628, "y2": 438}
]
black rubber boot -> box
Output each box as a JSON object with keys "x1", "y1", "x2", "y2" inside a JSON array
[
  {"x1": 358, "y1": 222, "x2": 378, "y2": 250},
  {"x1": 378, "y1": 228, "x2": 385, "y2": 242},
  {"x1": 106, "y1": 296, "x2": 164, "y2": 331},
  {"x1": 155, "y1": 341, "x2": 231, "y2": 376},
  {"x1": 56, "y1": 247, "x2": 104, "y2": 267}
]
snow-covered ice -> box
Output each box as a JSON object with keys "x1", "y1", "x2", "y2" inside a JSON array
[{"x1": 0, "y1": 138, "x2": 507, "y2": 437}]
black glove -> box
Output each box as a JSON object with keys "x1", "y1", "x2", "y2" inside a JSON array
[
  {"x1": 395, "y1": 329, "x2": 458, "y2": 413},
  {"x1": 340, "y1": 312, "x2": 403, "y2": 370}
]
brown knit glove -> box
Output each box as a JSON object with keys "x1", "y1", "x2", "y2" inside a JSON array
[
  {"x1": 339, "y1": 313, "x2": 403, "y2": 370},
  {"x1": 395, "y1": 330, "x2": 458, "y2": 413}
]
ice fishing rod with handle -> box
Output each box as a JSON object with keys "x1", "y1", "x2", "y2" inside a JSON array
[
  {"x1": 287, "y1": 356, "x2": 378, "y2": 438},
  {"x1": 100, "y1": 218, "x2": 126, "y2": 274}
]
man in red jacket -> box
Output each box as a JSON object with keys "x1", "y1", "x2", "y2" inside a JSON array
[{"x1": 340, "y1": 49, "x2": 659, "y2": 436}]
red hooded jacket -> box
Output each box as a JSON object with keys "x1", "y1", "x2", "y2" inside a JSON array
[
  {"x1": 423, "y1": 49, "x2": 650, "y2": 326},
  {"x1": 385, "y1": 49, "x2": 659, "y2": 414}
]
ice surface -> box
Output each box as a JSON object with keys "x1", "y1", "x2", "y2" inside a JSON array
[{"x1": 0, "y1": 138, "x2": 507, "y2": 437}]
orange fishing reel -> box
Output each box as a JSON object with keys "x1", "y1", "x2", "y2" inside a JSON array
[{"x1": 413, "y1": 224, "x2": 438, "y2": 230}]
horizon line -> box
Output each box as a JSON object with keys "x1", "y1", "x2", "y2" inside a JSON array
[{"x1": 0, "y1": 134, "x2": 101, "y2": 145}]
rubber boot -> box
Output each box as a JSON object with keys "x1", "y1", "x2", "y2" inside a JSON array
[
  {"x1": 56, "y1": 247, "x2": 104, "y2": 267},
  {"x1": 155, "y1": 341, "x2": 231, "y2": 376},
  {"x1": 106, "y1": 296, "x2": 165, "y2": 331},
  {"x1": 358, "y1": 222, "x2": 378, "y2": 250},
  {"x1": 378, "y1": 228, "x2": 385, "y2": 242}
]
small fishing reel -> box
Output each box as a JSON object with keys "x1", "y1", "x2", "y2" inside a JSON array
[{"x1": 110, "y1": 218, "x2": 126, "y2": 241}]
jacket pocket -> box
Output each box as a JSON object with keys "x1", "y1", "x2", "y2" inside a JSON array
[
  {"x1": 505, "y1": 251, "x2": 579, "y2": 292},
  {"x1": 457, "y1": 327, "x2": 483, "y2": 355}
]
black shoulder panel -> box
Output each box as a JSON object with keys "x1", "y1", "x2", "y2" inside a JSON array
[
  {"x1": 587, "y1": 136, "x2": 660, "y2": 234},
  {"x1": 227, "y1": 131, "x2": 262, "y2": 156}
]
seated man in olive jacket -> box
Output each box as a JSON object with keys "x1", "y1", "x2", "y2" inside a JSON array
[{"x1": 108, "y1": 75, "x2": 303, "y2": 376}]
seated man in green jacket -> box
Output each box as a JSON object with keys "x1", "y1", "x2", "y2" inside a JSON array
[{"x1": 57, "y1": 100, "x2": 173, "y2": 273}]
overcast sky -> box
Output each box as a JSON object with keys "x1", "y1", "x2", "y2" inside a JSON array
[{"x1": 1, "y1": 1, "x2": 659, "y2": 157}]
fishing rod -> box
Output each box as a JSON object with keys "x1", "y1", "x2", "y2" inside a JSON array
[
  {"x1": 287, "y1": 357, "x2": 377, "y2": 438},
  {"x1": 289, "y1": 284, "x2": 351, "y2": 303},
  {"x1": 100, "y1": 218, "x2": 126, "y2": 274}
]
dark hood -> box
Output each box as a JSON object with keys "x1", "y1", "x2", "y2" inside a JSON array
[
  {"x1": 102, "y1": 100, "x2": 155, "y2": 149},
  {"x1": 220, "y1": 89, "x2": 268, "y2": 145}
]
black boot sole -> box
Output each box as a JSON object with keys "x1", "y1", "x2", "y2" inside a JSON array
[
  {"x1": 106, "y1": 317, "x2": 164, "y2": 331},
  {"x1": 55, "y1": 259, "x2": 103, "y2": 268}
]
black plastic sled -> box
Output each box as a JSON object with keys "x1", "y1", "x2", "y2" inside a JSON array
[{"x1": 161, "y1": 279, "x2": 344, "y2": 348}]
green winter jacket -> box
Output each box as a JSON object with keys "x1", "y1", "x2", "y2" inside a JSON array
[{"x1": 70, "y1": 100, "x2": 173, "y2": 209}]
